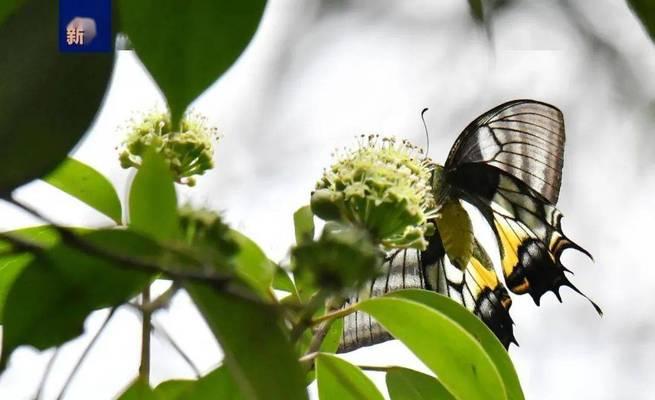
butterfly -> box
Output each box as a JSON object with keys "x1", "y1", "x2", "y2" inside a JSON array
[{"x1": 340, "y1": 99, "x2": 601, "y2": 352}]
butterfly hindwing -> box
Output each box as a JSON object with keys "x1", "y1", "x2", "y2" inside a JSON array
[
  {"x1": 339, "y1": 227, "x2": 516, "y2": 351},
  {"x1": 447, "y1": 163, "x2": 601, "y2": 314},
  {"x1": 423, "y1": 230, "x2": 515, "y2": 348}
]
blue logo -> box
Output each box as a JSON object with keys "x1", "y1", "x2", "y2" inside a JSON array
[{"x1": 59, "y1": 0, "x2": 112, "y2": 53}]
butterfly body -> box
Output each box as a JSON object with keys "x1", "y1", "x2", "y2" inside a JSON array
[{"x1": 339, "y1": 100, "x2": 600, "y2": 353}]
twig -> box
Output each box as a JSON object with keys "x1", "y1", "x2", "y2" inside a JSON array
[
  {"x1": 139, "y1": 282, "x2": 180, "y2": 314},
  {"x1": 139, "y1": 287, "x2": 152, "y2": 384},
  {"x1": 34, "y1": 348, "x2": 59, "y2": 400},
  {"x1": 289, "y1": 290, "x2": 328, "y2": 342},
  {"x1": 151, "y1": 319, "x2": 201, "y2": 378},
  {"x1": 125, "y1": 305, "x2": 201, "y2": 378},
  {"x1": 0, "y1": 201, "x2": 275, "y2": 309},
  {"x1": 310, "y1": 303, "x2": 357, "y2": 327},
  {"x1": 357, "y1": 365, "x2": 396, "y2": 372},
  {"x1": 56, "y1": 307, "x2": 117, "y2": 400},
  {"x1": 1, "y1": 198, "x2": 235, "y2": 286}
]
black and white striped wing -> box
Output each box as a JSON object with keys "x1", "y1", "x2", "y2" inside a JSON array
[
  {"x1": 445, "y1": 100, "x2": 565, "y2": 204},
  {"x1": 339, "y1": 230, "x2": 515, "y2": 352}
]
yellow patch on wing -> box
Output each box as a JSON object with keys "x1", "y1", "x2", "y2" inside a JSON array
[
  {"x1": 469, "y1": 257, "x2": 498, "y2": 289},
  {"x1": 494, "y1": 217, "x2": 530, "y2": 293}
]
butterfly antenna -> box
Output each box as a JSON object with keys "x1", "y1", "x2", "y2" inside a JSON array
[{"x1": 421, "y1": 107, "x2": 430, "y2": 158}]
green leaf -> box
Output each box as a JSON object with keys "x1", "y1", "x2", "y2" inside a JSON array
[
  {"x1": 272, "y1": 266, "x2": 297, "y2": 294},
  {"x1": 118, "y1": 0, "x2": 266, "y2": 128},
  {"x1": 230, "y1": 230, "x2": 275, "y2": 296},
  {"x1": 117, "y1": 378, "x2": 157, "y2": 400},
  {"x1": 628, "y1": 0, "x2": 655, "y2": 43},
  {"x1": 357, "y1": 297, "x2": 507, "y2": 400},
  {"x1": 0, "y1": 0, "x2": 24, "y2": 26},
  {"x1": 319, "y1": 317, "x2": 344, "y2": 354},
  {"x1": 0, "y1": 226, "x2": 60, "y2": 323},
  {"x1": 154, "y1": 366, "x2": 241, "y2": 399},
  {"x1": 44, "y1": 157, "x2": 122, "y2": 224},
  {"x1": 386, "y1": 290, "x2": 524, "y2": 400},
  {"x1": 186, "y1": 284, "x2": 307, "y2": 400},
  {"x1": 434, "y1": 199, "x2": 473, "y2": 269},
  {"x1": 129, "y1": 150, "x2": 178, "y2": 241},
  {"x1": 293, "y1": 206, "x2": 315, "y2": 244},
  {"x1": 0, "y1": 0, "x2": 113, "y2": 193},
  {"x1": 315, "y1": 353, "x2": 384, "y2": 400},
  {"x1": 386, "y1": 367, "x2": 454, "y2": 400},
  {"x1": 0, "y1": 230, "x2": 156, "y2": 370}
]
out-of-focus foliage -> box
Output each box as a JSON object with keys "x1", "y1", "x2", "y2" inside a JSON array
[
  {"x1": 0, "y1": 0, "x2": 113, "y2": 193},
  {"x1": 153, "y1": 366, "x2": 240, "y2": 399},
  {"x1": 627, "y1": 0, "x2": 655, "y2": 42},
  {"x1": 0, "y1": 230, "x2": 155, "y2": 370},
  {"x1": 129, "y1": 150, "x2": 179, "y2": 241},
  {"x1": 386, "y1": 367, "x2": 454, "y2": 400},
  {"x1": 118, "y1": 0, "x2": 266, "y2": 128},
  {"x1": 44, "y1": 157, "x2": 123, "y2": 224},
  {"x1": 0, "y1": 227, "x2": 61, "y2": 323},
  {"x1": 316, "y1": 353, "x2": 385, "y2": 400},
  {"x1": 186, "y1": 285, "x2": 308, "y2": 400},
  {"x1": 292, "y1": 222, "x2": 382, "y2": 292}
]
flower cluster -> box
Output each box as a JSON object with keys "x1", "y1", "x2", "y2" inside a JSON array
[
  {"x1": 119, "y1": 111, "x2": 218, "y2": 186},
  {"x1": 178, "y1": 205, "x2": 239, "y2": 262},
  {"x1": 311, "y1": 135, "x2": 436, "y2": 250}
]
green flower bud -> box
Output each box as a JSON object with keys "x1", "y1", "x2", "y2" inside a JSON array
[
  {"x1": 310, "y1": 189, "x2": 344, "y2": 221},
  {"x1": 292, "y1": 222, "x2": 383, "y2": 292},
  {"x1": 315, "y1": 135, "x2": 437, "y2": 250},
  {"x1": 178, "y1": 205, "x2": 238, "y2": 260},
  {"x1": 118, "y1": 111, "x2": 218, "y2": 186}
]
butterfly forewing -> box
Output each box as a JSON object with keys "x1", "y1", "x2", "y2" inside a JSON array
[{"x1": 445, "y1": 100, "x2": 565, "y2": 204}]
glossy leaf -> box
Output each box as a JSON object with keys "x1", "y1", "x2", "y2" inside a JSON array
[
  {"x1": 294, "y1": 205, "x2": 315, "y2": 244},
  {"x1": 154, "y1": 366, "x2": 241, "y2": 399},
  {"x1": 230, "y1": 230, "x2": 275, "y2": 296},
  {"x1": 118, "y1": 0, "x2": 266, "y2": 128},
  {"x1": 0, "y1": 230, "x2": 155, "y2": 370},
  {"x1": 129, "y1": 150, "x2": 178, "y2": 241},
  {"x1": 386, "y1": 290, "x2": 524, "y2": 400},
  {"x1": 357, "y1": 297, "x2": 507, "y2": 400},
  {"x1": 186, "y1": 284, "x2": 307, "y2": 400},
  {"x1": 44, "y1": 157, "x2": 122, "y2": 224},
  {"x1": 386, "y1": 367, "x2": 454, "y2": 400},
  {"x1": 0, "y1": 0, "x2": 113, "y2": 193},
  {"x1": 628, "y1": 0, "x2": 655, "y2": 43},
  {"x1": 316, "y1": 353, "x2": 384, "y2": 400},
  {"x1": 0, "y1": 226, "x2": 60, "y2": 323}
]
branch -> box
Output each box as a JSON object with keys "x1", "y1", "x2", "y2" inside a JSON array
[
  {"x1": 56, "y1": 307, "x2": 117, "y2": 400},
  {"x1": 311, "y1": 303, "x2": 357, "y2": 327},
  {"x1": 0, "y1": 199, "x2": 274, "y2": 308},
  {"x1": 126, "y1": 305, "x2": 201, "y2": 378},
  {"x1": 139, "y1": 287, "x2": 152, "y2": 384},
  {"x1": 289, "y1": 290, "x2": 329, "y2": 342},
  {"x1": 34, "y1": 348, "x2": 59, "y2": 400},
  {"x1": 151, "y1": 319, "x2": 201, "y2": 378},
  {"x1": 357, "y1": 365, "x2": 396, "y2": 372}
]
